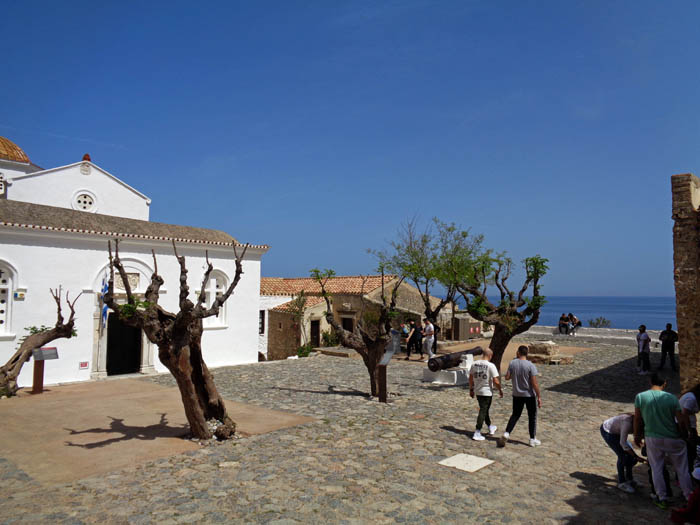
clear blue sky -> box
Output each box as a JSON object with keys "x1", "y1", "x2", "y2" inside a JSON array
[{"x1": 3, "y1": 1, "x2": 699, "y2": 296}]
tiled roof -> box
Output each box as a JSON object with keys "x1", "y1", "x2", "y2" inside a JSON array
[
  {"x1": 271, "y1": 295, "x2": 326, "y2": 312},
  {"x1": 0, "y1": 137, "x2": 30, "y2": 163},
  {"x1": 0, "y1": 199, "x2": 269, "y2": 249},
  {"x1": 261, "y1": 275, "x2": 398, "y2": 296}
]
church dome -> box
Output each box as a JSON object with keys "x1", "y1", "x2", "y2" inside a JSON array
[{"x1": 0, "y1": 137, "x2": 30, "y2": 164}]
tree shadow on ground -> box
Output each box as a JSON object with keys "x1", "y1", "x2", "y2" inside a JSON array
[
  {"x1": 64, "y1": 413, "x2": 189, "y2": 449},
  {"x1": 273, "y1": 385, "x2": 369, "y2": 398},
  {"x1": 441, "y1": 425, "x2": 530, "y2": 447},
  {"x1": 547, "y1": 354, "x2": 681, "y2": 403},
  {"x1": 563, "y1": 471, "x2": 666, "y2": 524}
]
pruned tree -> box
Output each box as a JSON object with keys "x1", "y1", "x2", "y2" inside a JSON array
[
  {"x1": 287, "y1": 291, "x2": 308, "y2": 346},
  {"x1": 103, "y1": 239, "x2": 247, "y2": 440},
  {"x1": 375, "y1": 218, "x2": 484, "y2": 334},
  {"x1": 0, "y1": 288, "x2": 81, "y2": 396},
  {"x1": 455, "y1": 252, "x2": 549, "y2": 371},
  {"x1": 311, "y1": 268, "x2": 403, "y2": 399}
]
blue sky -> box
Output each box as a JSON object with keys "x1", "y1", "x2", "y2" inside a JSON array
[{"x1": 3, "y1": 1, "x2": 699, "y2": 296}]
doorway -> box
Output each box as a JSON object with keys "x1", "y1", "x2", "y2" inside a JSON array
[
  {"x1": 106, "y1": 312, "x2": 142, "y2": 376},
  {"x1": 310, "y1": 320, "x2": 320, "y2": 347}
]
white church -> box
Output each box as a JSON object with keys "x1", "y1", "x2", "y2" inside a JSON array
[{"x1": 0, "y1": 136, "x2": 268, "y2": 388}]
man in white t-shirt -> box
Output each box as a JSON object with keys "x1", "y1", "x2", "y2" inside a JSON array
[
  {"x1": 469, "y1": 348, "x2": 503, "y2": 441},
  {"x1": 422, "y1": 318, "x2": 435, "y2": 361},
  {"x1": 636, "y1": 325, "x2": 651, "y2": 375},
  {"x1": 680, "y1": 387, "x2": 700, "y2": 471}
]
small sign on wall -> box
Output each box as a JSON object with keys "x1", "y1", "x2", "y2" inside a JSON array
[{"x1": 79, "y1": 361, "x2": 89, "y2": 370}]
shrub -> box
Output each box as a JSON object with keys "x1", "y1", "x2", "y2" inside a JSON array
[
  {"x1": 588, "y1": 316, "x2": 611, "y2": 328},
  {"x1": 321, "y1": 329, "x2": 339, "y2": 347},
  {"x1": 297, "y1": 343, "x2": 314, "y2": 358}
]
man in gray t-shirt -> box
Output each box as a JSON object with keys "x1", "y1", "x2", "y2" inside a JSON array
[{"x1": 500, "y1": 345, "x2": 542, "y2": 447}]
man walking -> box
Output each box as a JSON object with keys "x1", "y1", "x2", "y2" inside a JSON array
[
  {"x1": 422, "y1": 318, "x2": 435, "y2": 361},
  {"x1": 469, "y1": 348, "x2": 503, "y2": 441},
  {"x1": 658, "y1": 323, "x2": 679, "y2": 372},
  {"x1": 637, "y1": 325, "x2": 651, "y2": 375},
  {"x1": 634, "y1": 373, "x2": 693, "y2": 509},
  {"x1": 500, "y1": 345, "x2": 542, "y2": 447}
]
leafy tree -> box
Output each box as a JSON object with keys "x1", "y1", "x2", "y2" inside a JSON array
[
  {"x1": 375, "y1": 218, "x2": 484, "y2": 346},
  {"x1": 454, "y1": 251, "x2": 549, "y2": 371},
  {"x1": 104, "y1": 239, "x2": 247, "y2": 440},
  {"x1": 311, "y1": 268, "x2": 402, "y2": 399},
  {"x1": 0, "y1": 288, "x2": 80, "y2": 396}
]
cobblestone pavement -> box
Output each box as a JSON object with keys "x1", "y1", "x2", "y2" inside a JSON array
[{"x1": 0, "y1": 339, "x2": 685, "y2": 524}]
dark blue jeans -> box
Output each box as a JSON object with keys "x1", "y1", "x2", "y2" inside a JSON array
[{"x1": 600, "y1": 425, "x2": 636, "y2": 483}]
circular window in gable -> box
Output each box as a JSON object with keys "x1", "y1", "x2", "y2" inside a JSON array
[{"x1": 72, "y1": 190, "x2": 98, "y2": 213}]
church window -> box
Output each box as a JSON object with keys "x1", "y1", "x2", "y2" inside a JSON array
[
  {"x1": 204, "y1": 271, "x2": 228, "y2": 328},
  {"x1": 0, "y1": 265, "x2": 13, "y2": 333},
  {"x1": 72, "y1": 190, "x2": 97, "y2": 212}
]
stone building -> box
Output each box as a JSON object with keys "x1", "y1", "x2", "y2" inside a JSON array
[
  {"x1": 258, "y1": 275, "x2": 475, "y2": 360},
  {"x1": 0, "y1": 137, "x2": 268, "y2": 387},
  {"x1": 671, "y1": 173, "x2": 700, "y2": 391}
]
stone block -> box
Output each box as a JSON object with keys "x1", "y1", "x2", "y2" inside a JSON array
[{"x1": 528, "y1": 342, "x2": 557, "y2": 356}]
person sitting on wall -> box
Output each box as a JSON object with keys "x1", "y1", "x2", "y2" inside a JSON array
[
  {"x1": 558, "y1": 313, "x2": 569, "y2": 335},
  {"x1": 568, "y1": 313, "x2": 582, "y2": 335}
]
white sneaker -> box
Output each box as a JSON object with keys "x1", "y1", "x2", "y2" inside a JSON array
[
  {"x1": 488, "y1": 425, "x2": 498, "y2": 435},
  {"x1": 529, "y1": 438, "x2": 541, "y2": 447},
  {"x1": 472, "y1": 430, "x2": 485, "y2": 441},
  {"x1": 617, "y1": 482, "x2": 635, "y2": 494},
  {"x1": 502, "y1": 431, "x2": 510, "y2": 439}
]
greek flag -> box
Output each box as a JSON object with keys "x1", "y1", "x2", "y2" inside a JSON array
[{"x1": 100, "y1": 274, "x2": 109, "y2": 330}]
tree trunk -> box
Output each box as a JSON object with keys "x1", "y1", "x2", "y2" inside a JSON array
[
  {"x1": 155, "y1": 328, "x2": 235, "y2": 440},
  {"x1": 489, "y1": 323, "x2": 514, "y2": 372}
]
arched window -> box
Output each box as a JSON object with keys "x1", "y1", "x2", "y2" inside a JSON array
[
  {"x1": 0, "y1": 263, "x2": 15, "y2": 335},
  {"x1": 204, "y1": 270, "x2": 228, "y2": 328}
]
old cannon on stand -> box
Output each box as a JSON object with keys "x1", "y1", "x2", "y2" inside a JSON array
[{"x1": 423, "y1": 347, "x2": 485, "y2": 385}]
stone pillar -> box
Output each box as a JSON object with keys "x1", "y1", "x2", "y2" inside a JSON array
[{"x1": 671, "y1": 173, "x2": 700, "y2": 392}]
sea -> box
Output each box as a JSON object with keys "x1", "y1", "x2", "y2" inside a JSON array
[
  {"x1": 457, "y1": 296, "x2": 677, "y2": 331},
  {"x1": 528, "y1": 296, "x2": 675, "y2": 330}
]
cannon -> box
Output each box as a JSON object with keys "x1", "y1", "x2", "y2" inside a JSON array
[{"x1": 427, "y1": 347, "x2": 484, "y2": 372}]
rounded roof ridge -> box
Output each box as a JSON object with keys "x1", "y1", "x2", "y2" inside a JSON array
[{"x1": 0, "y1": 136, "x2": 30, "y2": 164}]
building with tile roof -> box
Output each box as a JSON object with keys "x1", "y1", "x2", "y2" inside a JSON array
[
  {"x1": 0, "y1": 138, "x2": 268, "y2": 387},
  {"x1": 258, "y1": 275, "x2": 471, "y2": 360}
]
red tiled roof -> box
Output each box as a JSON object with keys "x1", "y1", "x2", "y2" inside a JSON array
[
  {"x1": 260, "y1": 275, "x2": 398, "y2": 296},
  {"x1": 0, "y1": 136, "x2": 30, "y2": 163},
  {"x1": 271, "y1": 295, "x2": 326, "y2": 312}
]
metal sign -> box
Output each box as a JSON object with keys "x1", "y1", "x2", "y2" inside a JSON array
[
  {"x1": 379, "y1": 330, "x2": 401, "y2": 366},
  {"x1": 33, "y1": 347, "x2": 59, "y2": 361}
]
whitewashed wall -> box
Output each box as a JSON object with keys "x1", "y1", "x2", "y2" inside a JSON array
[
  {"x1": 0, "y1": 229, "x2": 263, "y2": 387},
  {"x1": 8, "y1": 162, "x2": 150, "y2": 220},
  {"x1": 258, "y1": 295, "x2": 292, "y2": 356}
]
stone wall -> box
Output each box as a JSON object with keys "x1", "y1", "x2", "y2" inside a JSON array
[
  {"x1": 267, "y1": 310, "x2": 300, "y2": 361},
  {"x1": 671, "y1": 173, "x2": 700, "y2": 391}
]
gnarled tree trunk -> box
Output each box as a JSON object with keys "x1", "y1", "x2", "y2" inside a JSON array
[
  {"x1": 104, "y1": 240, "x2": 246, "y2": 440},
  {"x1": 0, "y1": 288, "x2": 80, "y2": 396}
]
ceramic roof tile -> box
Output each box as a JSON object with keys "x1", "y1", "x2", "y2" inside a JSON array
[{"x1": 260, "y1": 275, "x2": 397, "y2": 296}]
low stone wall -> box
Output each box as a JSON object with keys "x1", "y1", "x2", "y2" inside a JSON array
[{"x1": 525, "y1": 325, "x2": 666, "y2": 347}]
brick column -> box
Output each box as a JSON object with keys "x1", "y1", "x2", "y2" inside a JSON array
[{"x1": 671, "y1": 173, "x2": 700, "y2": 391}]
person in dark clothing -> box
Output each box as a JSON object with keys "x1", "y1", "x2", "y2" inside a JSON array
[
  {"x1": 659, "y1": 323, "x2": 679, "y2": 372},
  {"x1": 404, "y1": 320, "x2": 421, "y2": 360},
  {"x1": 558, "y1": 313, "x2": 569, "y2": 334}
]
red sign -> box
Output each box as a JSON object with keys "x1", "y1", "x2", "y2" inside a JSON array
[{"x1": 79, "y1": 361, "x2": 89, "y2": 370}]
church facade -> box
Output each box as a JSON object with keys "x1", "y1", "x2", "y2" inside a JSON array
[{"x1": 0, "y1": 137, "x2": 268, "y2": 388}]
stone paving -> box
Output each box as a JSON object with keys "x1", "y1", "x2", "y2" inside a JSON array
[{"x1": 0, "y1": 338, "x2": 685, "y2": 524}]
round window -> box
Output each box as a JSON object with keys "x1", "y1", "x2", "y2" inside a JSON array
[{"x1": 72, "y1": 190, "x2": 97, "y2": 212}]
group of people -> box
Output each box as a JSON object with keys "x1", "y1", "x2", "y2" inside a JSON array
[
  {"x1": 558, "y1": 312, "x2": 582, "y2": 335},
  {"x1": 601, "y1": 373, "x2": 700, "y2": 519},
  {"x1": 467, "y1": 345, "x2": 542, "y2": 447},
  {"x1": 401, "y1": 319, "x2": 437, "y2": 362},
  {"x1": 637, "y1": 323, "x2": 679, "y2": 375}
]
